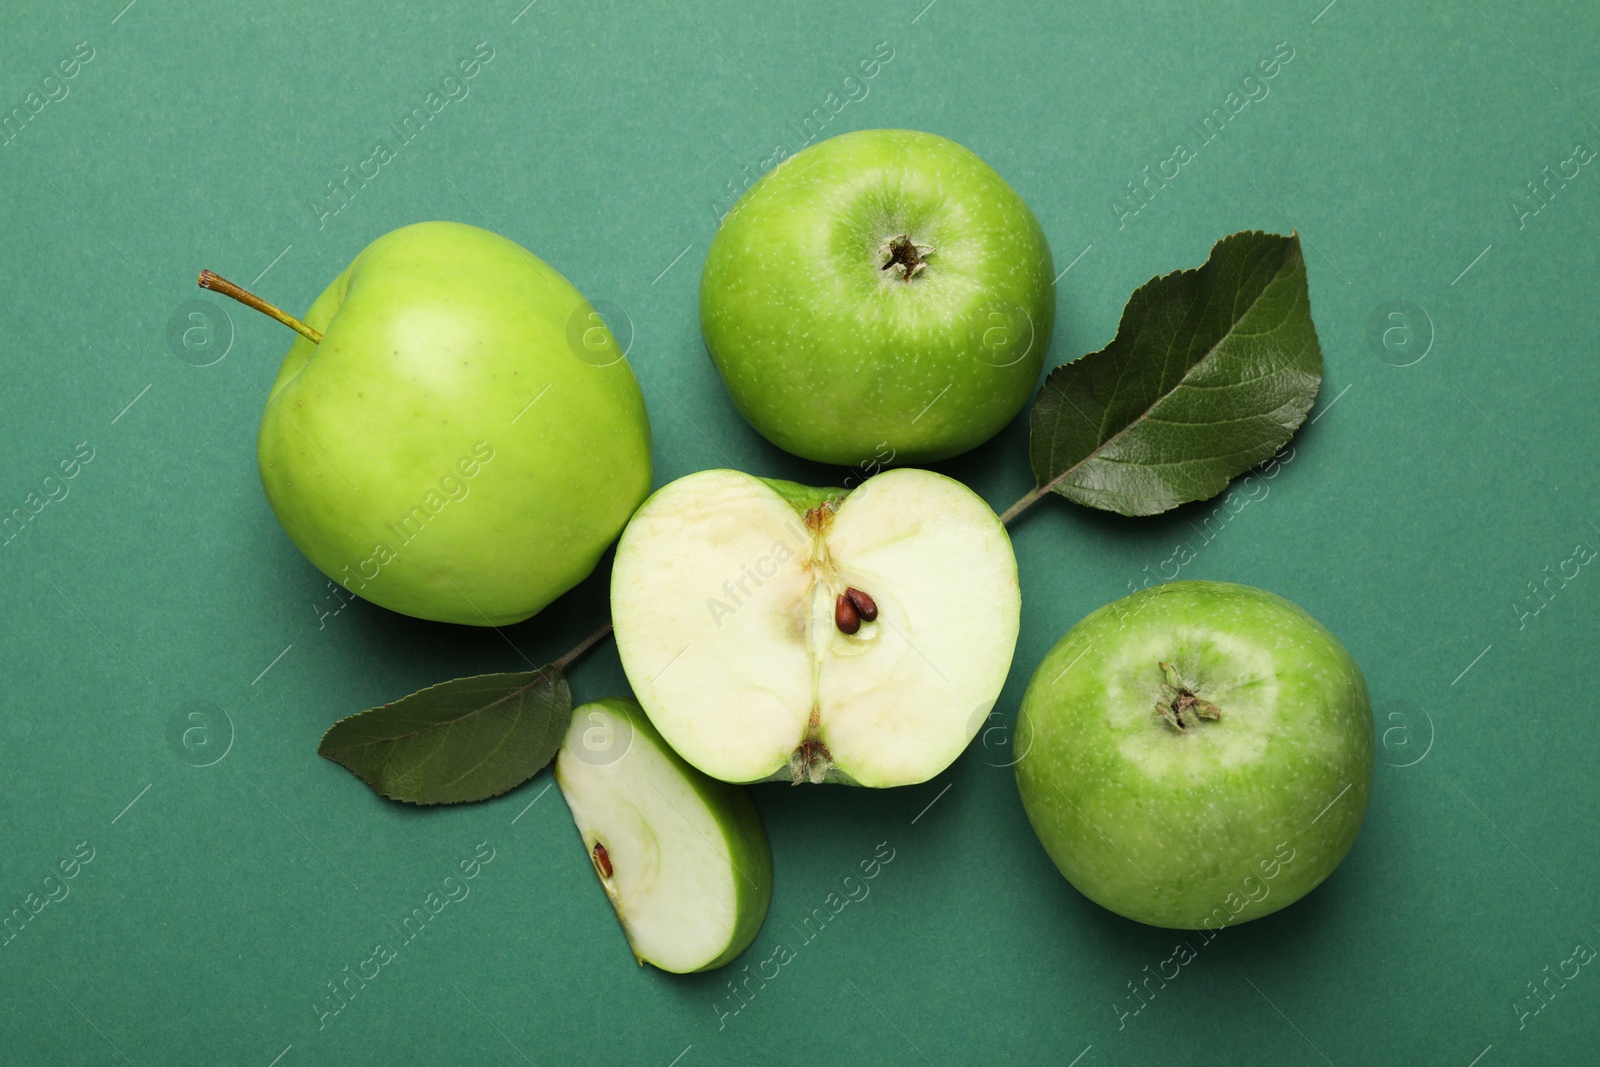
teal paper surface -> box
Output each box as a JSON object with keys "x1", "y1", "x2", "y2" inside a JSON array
[{"x1": 2, "y1": 1, "x2": 1596, "y2": 1063}]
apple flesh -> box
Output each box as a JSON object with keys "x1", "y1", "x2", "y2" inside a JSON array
[
  {"x1": 258, "y1": 221, "x2": 651, "y2": 626},
  {"x1": 611, "y1": 468, "x2": 1020, "y2": 787},
  {"x1": 1014, "y1": 581, "x2": 1374, "y2": 929},
  {"x1": 700, "y1": 128, "x2": 1055, "y2": 466},
  {"x1": 554, "y1": 698, "x2": 771, "y2": 973}
]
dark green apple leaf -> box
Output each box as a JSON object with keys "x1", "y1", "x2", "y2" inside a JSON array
[
  {"x1": 318, "y1": 669, "x2": 572, "y2": 805},
  {"x1": 1026, "y1": 230, "x2": 1322, "y2": 517}
]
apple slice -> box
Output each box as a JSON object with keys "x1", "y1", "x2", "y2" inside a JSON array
[
  {"x1": 611, "y1": 468, "x2": 1020, "y2": 787},
  {"x1": 554, "y1": 698, "x2": 771, "y2": 973}
]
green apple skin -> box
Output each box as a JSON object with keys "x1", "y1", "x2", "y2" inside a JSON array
[
  {"x1": 258, "y1": 222, "x2": 651, "y2": 626},
  {"x1": 700, "y1": 129, "x2": 1055, "y2": 466},
  {"x1": 1014, "y1": 581, "x2": 1373, "y2": 930},
  {"x1": 555, "y1": 699, "x2": 771, "y2": 973}
]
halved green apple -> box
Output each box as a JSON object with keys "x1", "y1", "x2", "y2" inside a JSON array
[
  {"x1": 554, "y1": 698, "x2": 771, "y2": 973},
  {"x1": 611, "y1": 468, "x2": 1021, "y2": 787}
]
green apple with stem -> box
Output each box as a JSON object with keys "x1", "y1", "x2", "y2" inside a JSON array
[
  {"x1": 200, "y1": 221, "x2": 651, "y2": 626},
  {"x1": 1014, "y1": 580, "x2": 1374, "y2": 929},
  {"x1": 611, "y1": 467, "x2": 1020, "y2": 786},
  {"x1": 700, "y1": 128, "x2": 1055, "y2": 466},
  {"x1": 555, "y1": 698, "x2": 771, "y2": 973}
]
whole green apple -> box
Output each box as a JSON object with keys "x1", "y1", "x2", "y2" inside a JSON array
[
  {"x1": 257, "y1": 221, "x2": 651, "y2": 626},
  {"x1": 1014, "y1": 581, "x2": 1373, "y2": 929},
  {"x1": 699, "y1": 129, "x2": 1055, "y2": 466}
]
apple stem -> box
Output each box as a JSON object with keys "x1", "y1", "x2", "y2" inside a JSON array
[
  {"x1": 880, "y1": 234, "x2": 931, "y2": 281},
  {"x1": 197, "y1": 270, "x2": 324, "y2": 345},
  {"x1": 999, "y1": 486, "x2": 1049, "y2": 526},
  {"x1": 553, "y1": 621, "x2": 614, "y2": 673},
  {"x1": 1157, "y1": 661, "x2": 1221, "y2": 730}
]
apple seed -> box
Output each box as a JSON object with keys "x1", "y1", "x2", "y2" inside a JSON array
[
  {"x1": 835, "y1": 593, "x2": 861, "y2": 634},
  {"x1": 844, "y1": 587, "x2": 878, "y2": 622},
  {"x1": 592, "y1": 841, "x2": 613, "y2": 880}
]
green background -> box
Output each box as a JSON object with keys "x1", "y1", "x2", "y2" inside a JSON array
[{"x1": 2, "y1": 0, "x2": 1596, "y2": 1063}]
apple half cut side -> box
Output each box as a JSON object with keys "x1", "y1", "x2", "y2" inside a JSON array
[
  {"x1": 611, "y1": 468, "x2": 1021, "y2": 787},
  {"x1": 554, "y1": 698, "x2": 772, "y2": 973}
]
